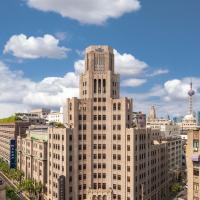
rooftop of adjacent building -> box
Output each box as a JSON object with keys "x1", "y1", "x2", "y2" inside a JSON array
[
  {"x1": 30, "y1": 108, "x2": 51, "y2": 113},
  {"x1": 23, "y1": 125, "x2": 49, "y2": 142}
]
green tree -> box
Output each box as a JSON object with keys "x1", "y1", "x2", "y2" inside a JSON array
[
  {"x1": 171, "y1": 183, "x2": 182, "y2": 194},
  {"x1": 21, "y1": 178, "x2": 35, "y2": 198},
  {"x1": 15, "y1": 169, "x2": 24, "y2": 183},
  {"x1": 6, "y1": 186, "x2": 18, "y2": 200},
  {"x1": 34, "y1": 181, "x2": 43, "y2": 199}
]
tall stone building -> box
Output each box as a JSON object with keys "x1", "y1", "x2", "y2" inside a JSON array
[
  {"x1": 186, "y1": 129, "x2": 200, "y2": 200},
  {"x1": 62, "y1": 46, "x2": 169, "y2": 200}
]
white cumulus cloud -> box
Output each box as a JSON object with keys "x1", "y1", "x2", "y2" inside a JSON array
[
  {"x1": 73, "y1": 49, "x2": 148, "y2": 76},
  {"x1": 114, "y1": 49, "x2": 148, "y2": 76},
  {"x1": 25, "y1": 0, "x2": 141, "y2": 25},
  {"x1": 0, "y1": 61, "x2": 79, "y2": 118},
  {"x1": 123, "y1": 77, "x2": 200, "y2": 117},
  {"x1": 148, "y1": 69, "x2": 169, "y2": 77},
  {"x1": 4, "y1": 34, "x2": 69, "y2": 59},
  {"x1": 121, "y1": 78, "x2": 147, "y2": 87}
]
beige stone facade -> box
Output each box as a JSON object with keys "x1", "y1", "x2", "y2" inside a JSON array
[
  {"x1": 186, "y1": 129, "x2": 200, "y2": 200},
  {"x1": 47, "y1": 127, "x2": 72, "y2": 200},
  {"x1": 59, "y1": 45, "x2": 169, "y2": 200},
  {"x1": 17, "y1": 126, "x2": 48, "y2": 186}
]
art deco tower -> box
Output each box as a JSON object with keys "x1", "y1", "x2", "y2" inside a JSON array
[
  {"x1": 64, "y1": 46, "x2": 133, "y2": 200},
  {"x1": 62, "y1": 46, "x2": 168, "y2": 200}
]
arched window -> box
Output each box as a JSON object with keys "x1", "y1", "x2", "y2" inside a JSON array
[
  {"x1": 118, "y1": 103, "x2": 121, "y2": 110},
  {"x1": 103, "y1": 196, "x2": 107, "y2": 200},
  {"x1": 113, "y1": 103, "x2": 116, "y2": 111},
  {"x1": 69, "y1": 103, "x2": 72, "y2": 111}
]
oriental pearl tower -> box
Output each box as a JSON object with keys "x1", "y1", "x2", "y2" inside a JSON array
[{"x1": 188, "y1": 81, "x2": 195, "y2": 115}]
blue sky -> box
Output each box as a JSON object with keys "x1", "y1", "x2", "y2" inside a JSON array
[{"x1": 0, "y1": 0, "x2": 200, "y2": 117}]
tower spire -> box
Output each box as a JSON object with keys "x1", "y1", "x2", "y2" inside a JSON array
[{"x1": 188, "y1": 80, "x2": 195, "y2": 115}]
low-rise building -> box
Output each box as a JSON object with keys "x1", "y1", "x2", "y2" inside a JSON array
[
  {"x1": 47, "y1": 108, "x2": 64, "y2": 124},
  {"x1": 177, "y1": 114, "x2": 199, "y2": 131},
  {"x1": 31, "y1": 108, "x2": 51, "y2": 119},
  {"x1": 0, "y1": 116, "x2": 29, "y2": 168},
  {"x1": 17, "y1": 125, "x2": 48, "y2": 187},
  {"x1": 15, "y1": 112, "x2": 46, "y2": 125}
]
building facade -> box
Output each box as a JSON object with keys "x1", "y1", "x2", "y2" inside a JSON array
[
  {"x1": 162, "y1": 137, "x2": 183, "y2": 177},
  {"x1": 17, "y1": 126, "x2": 48, "y2": 186},
  {"x1": 132, "y1": 112, "x2": 146, "y2": 128},
  {"x1": 0, "y1": 121, "x2": 29, "y2": 167},
  {"x1": 31, "y1": 108, "x2": 51, "y2": 119},
  {"x1": 146, "y1": 112, "x2": 183, "y2": 179},
  {"x1": 47, "y1": 108, "x2": 64, "y2": 124},
  {"x1": 47, "y1": 127, "x2": 72, "y2": 200},
  {"x1": 60, "y1": 46, "x2": 169, "y2": 200},
  {"x1": 186, "y1": 129, "x2": 200, "y2": 200}
]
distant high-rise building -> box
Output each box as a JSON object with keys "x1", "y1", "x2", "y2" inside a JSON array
[
  {"x1": 196, "y1": 111, "x2": 200, "y2": 125},
  {"x1": 147, "y1": 106, "x2": 157, "y2": 121},
  {"x1": 188, "y1": 81, "x2": 195, "y2": 115},
  {"x1": 173, "y1": 116, "x2": 184, "y2": 123},
  {"x1": 176, "y1": 82, "x2": 199, "y2": 131}
]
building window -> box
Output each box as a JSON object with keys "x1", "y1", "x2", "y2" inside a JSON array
[
  {"x1": 117, "y1": 125, "x2": 121, "y2": 130},
  {"x1": 94, "y1": 115, "x2": 97, "y2": 120},
  {"x1": 94, "y1": 124, "x2": 97, "y2": 130},
  {"x1": 118, "y1": 103, "x2": 121, "y2": 110},
  {"x1": 193, "y1": 140, "x2": 199, "y2": 149},
  {"x1": 194, "y1": 182, "x2": 199, "y2": 191},
  {"x1": 194, "y1": 168, "x2": 199, "y2": 176}
]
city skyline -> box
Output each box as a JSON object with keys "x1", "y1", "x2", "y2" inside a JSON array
[{"x1": 0, "y1": 0, "x2": 200, "y2": 118}]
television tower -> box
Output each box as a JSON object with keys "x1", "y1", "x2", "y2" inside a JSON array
[{"x1": 188, "y1": 81, "x2": 195, "y2": 114}]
